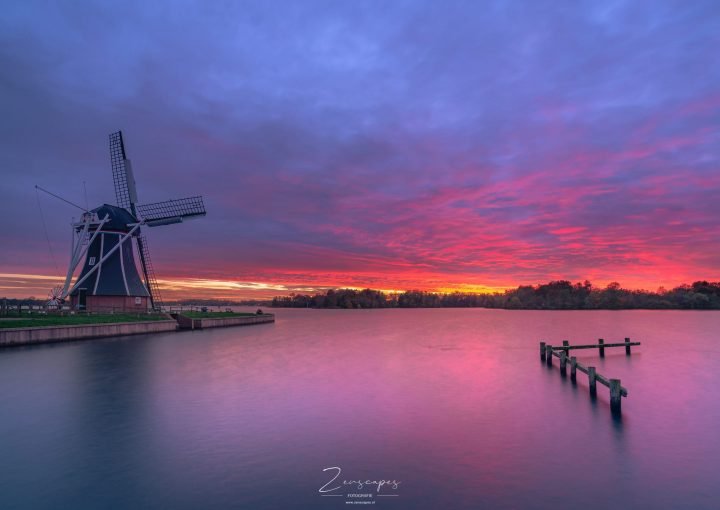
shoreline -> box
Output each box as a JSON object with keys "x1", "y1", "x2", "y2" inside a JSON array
[{"x1": 0, "y1": 313, "x2": 275, "y2": 348}]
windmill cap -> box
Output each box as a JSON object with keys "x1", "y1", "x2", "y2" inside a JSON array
[{"x1": 89, "y1": 204, "x2": 139, "y2": 232}]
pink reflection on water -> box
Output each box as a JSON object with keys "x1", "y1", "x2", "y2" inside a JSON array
[{"x1": 14, "y1": 308, "x2": 712, "y2": 509}]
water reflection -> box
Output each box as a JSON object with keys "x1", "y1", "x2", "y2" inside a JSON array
[{"x1": 0, "y1": 309, "x2": 718, "y2": 509}]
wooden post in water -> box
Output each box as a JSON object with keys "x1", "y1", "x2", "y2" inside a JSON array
[
  {"x1": 560, "y1": 350, "x2": 567, "y2": 376},
  {"x1": 540, "y1": 341, "x2": 546, "y2": 361},
  {"x1": 588, "y1": 366, "x2": 597, "y2": 396},
  {"x1": 610, "y1": 379, "x2": 622, "y2": 412},
  {"x1": 562, "y1": 340, "x2": 569, "y2": 355},
  {"x1": 598, "y1": 338, "x2": 605, "y2": 357},
  {"x1": 570, "y1": 356, "x2": 577, "y2": 382},
  {"x1": 625, "y1": 337, "x2": 631, "y2": 355},
  {"x1": 546, "y1": 345, "x2": 553, "y2": 366}
]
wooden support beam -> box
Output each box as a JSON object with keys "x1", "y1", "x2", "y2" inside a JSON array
[
  {"x1": 546, "y1": 345, "x2": 553, "y2": 366},
  {"x1": 598, "y1": 338, "x2": 605, "y2": 357},
  {"x1": 552, "y1": 342, "x2": 640, "y2": 351},
  {"x1": 588, "y1": 366, "x2": 597, "y2": 396},
  {"x1": 570, "y1": 356, "x2": 577, "y2": 382},
  {"x1": 560, "y1": 350, "x2": 567, "y2": 376},
  {"x1": 610, "y1": 379, "x2": 622, "y2": 412},
  {"x1": 588, "y1": 372, "x2": 627, "y2": 395},
  {"x1": 540, "y1": 341, "x2": 546, "y2": 361},
  {"x1": 625, "y1": 337, "x2": 631, "y2": 355}
]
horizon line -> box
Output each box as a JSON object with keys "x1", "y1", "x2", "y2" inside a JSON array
[{"x1": 1, "y1": 272, "x2": 717, "y2": 302}]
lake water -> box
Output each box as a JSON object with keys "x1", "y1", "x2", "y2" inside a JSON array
[{"x1": 1, "y1": 309, "x2": 719, "y2": 509}]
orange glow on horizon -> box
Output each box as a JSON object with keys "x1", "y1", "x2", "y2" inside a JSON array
[{"x1": 0, "y1": 271, "x2": 711, "y2": 302}]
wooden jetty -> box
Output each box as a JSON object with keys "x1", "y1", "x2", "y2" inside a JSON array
[{"x1": 539, "y1": 338, "x2": 640, "y2": 413}]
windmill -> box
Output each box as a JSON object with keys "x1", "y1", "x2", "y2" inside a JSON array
[{"x1": 56, "y1": 131, "x2": 206, "y2": 312}]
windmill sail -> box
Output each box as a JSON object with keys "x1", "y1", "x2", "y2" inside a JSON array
[
  {"x1": 136, "y1": 233, "x2": 163, "y2": 310},
  {"x1": 136, "y1": 196, "x2": 206, "y2": 226},
  {"x1": 109, "y1": 131, "x2": 138, "y2": 211}
]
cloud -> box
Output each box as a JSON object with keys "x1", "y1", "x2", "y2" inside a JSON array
[{"x1": 1, "y1": 0, "x2": 719, "y2": 298}]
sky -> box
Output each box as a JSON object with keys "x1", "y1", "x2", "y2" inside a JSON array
[{"x1": 1, "y1": 0, "x2": 719, "y2": 301}]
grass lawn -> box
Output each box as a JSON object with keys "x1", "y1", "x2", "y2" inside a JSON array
[
  {"x1": 180, "y1": 311, "x2": 260, "y2": 318},
  {"x1": 0, "y1": 314, "x2": 170, "y2": 329}
]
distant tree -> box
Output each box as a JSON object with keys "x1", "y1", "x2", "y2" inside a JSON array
[{"x1": 269, "y1": 280, "x2": 720, "y2": 310}]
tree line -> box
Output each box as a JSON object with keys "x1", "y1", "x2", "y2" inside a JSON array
[{"x1": 271, "y1": 280, "x2": 720, "y2": 310}]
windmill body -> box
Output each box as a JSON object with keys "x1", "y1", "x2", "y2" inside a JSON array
[
  {"x1": 59, "y1": 131, "x2": 206, "y2": 312},
  {"x1": 69, "y1": 204, "x2": 150, "y2": 311}
]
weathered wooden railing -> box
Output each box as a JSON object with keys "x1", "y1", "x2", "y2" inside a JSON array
[
  {"x1": 551, "y1": 337, "x2": 640, "y2": 357},
  {"x1": 539, "y1": 338, "x2": 640, "y2": 413}
]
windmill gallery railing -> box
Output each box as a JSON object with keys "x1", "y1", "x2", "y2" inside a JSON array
[{"x1": 540, "y1": 338, "x2": 641, "y2": 413}]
